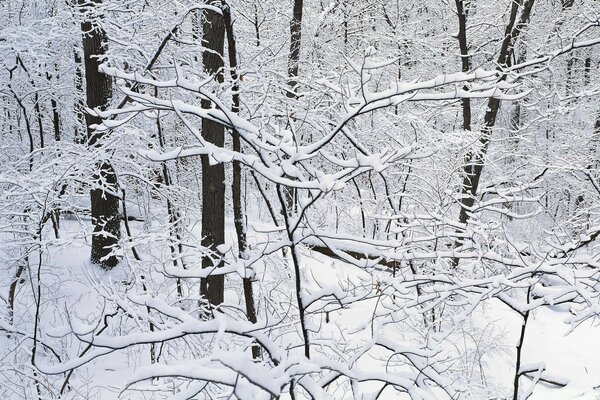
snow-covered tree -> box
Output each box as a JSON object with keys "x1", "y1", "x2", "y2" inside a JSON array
[{"x1": 0, "y1": 0, "x2": 599, "y2": 399}]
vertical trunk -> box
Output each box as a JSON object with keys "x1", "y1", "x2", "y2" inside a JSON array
[
  {"x1": 456, "y1": 0, "x2": 535, "y2": 228},
  {"x1": 200, "y1": 7, "x2": 226, "y2": 307},
  {"x1": 584, "y1": 57, "x2": 592, "y2": 85},
  {"x1": 12, "y1": 93, "x2": 34, "y2": 172},
  {"x1": 222, "y1": 1, "x2": 260, "y2": 358},
  {"x1": 513, "y1": 288, "x2": 531, "y2": 400},
  {"x1": 8, "y1": 64, "x2": 34, "y2": 172},
  {"x1": 79, "y1": 0, "x2": 121, "y2": 268},
  {"x1": 46, "y1": 69, "x2": 61, "y2": 142},
  {"x1": 45, "y1": 70, "x2": 64, "y2": 230},
  {"x1": 155, "y1": 86, "x2": 186, "y2": 296},
  {"x1": 283, "y1": 0, "x2": 304, "y2": 213},
  {"x1": 74, "y1": 49, "x2": 86, "y2": 144},
  {"x1": 51, "y1": 97, "x2": 61, "y2": 142},
  {"x1": 508, "y1": 45, "x2": 527, "y2": 164},
  {"x1": 253, "y1": 3, "x2": 260, "y2": 47},
  {"x1": 34, "y1": 93, "x2": 45, "y2": 149},
  {"x1": 8, "y1": 264, "x2": 25, "y2": 326},
  {"x1": 454, "y1": 0, "x2": 472, "y2": 132},
  {"x1": 287, "y1": 0, "x2": 304, "y2": 98}
]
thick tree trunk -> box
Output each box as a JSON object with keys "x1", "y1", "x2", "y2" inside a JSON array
[
  {"x1": 79, "y1": 0, "x2": 121, "y2": 268},
  {"x1": 200, "y1": 7, "x2": 226, "y2": 307}
]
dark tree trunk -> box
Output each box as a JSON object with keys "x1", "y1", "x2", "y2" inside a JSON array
[
  {"x1": 282, "y1": 0, "x2": 304, "y2": 212},
  {"x1": 12, "y1": 92, "x2": 34, "y2": 172},
  {"x1": 253, "y1": 3, "x2": 260, "y2": 47},
  {"x1": 154, "y1": 87, "x2": 186, "y2": 297},
  {"x1": 199, "y1": 7, "x2": 226, "y2": 307},
  {"x1": 50, "y1": 96, "x2": 61, "y2": 142},
  {"x1": 34, "y1": 93, "x2": 45, "y2": 149},
  {"x1": 456, "y1": 0, "x2": 535, "y2": 228},
  {"x1": 454, "y1": 0, "x2": 472, "y2": 132},
  {"x1": 47, "y1": 70, "x2": 63, "y2": 230},
  {"x1": 287, "y1": 0, "x2": 304, "y2": 98},
  {"x1": 74, "y1": 49, "x2": 86, "y2": 144},
  {"x1": 79, "y1": 0, "x2": 121, "y2": 268},
  {"x1": 222, "y1": 1, "x2": 260, "y2": 358}
]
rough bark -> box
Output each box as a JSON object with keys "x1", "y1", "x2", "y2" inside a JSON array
[
  {"x1": 200, "y1": 7, "x2": 226, "y2": 306},
  {"x1": 79, "y1": 0, "x2": 121, "y2": 268}
]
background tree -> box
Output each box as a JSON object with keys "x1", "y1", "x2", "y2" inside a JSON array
[
  {"x1": 79, "y1": 0, "x2": 121, "y2": 268},
  {"x1": 200, "y1": 4, "x2": 226, "y2": 306}
]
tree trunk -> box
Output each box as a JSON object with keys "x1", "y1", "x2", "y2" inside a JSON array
[
  {"x1": 79, "y1": 0, "x2": 121, "y2": 268},
  {"x1": 287, "y1": 0, "x2": 304, "y2": 99},
  {"x1": 454, "y1": 0, "x2": 472, "y2": 132},
  {"x1": 74, "y1": 49, "x2": 86, "y2": 144},
  {"x1": 283, "y1": 0, "x2": 304, "y2": 213},
  {"x1": 456, "y1": 0, "x2": 535, "y2": 228},
  {"x1": 200, "y1": 7, "x2": 226, "y2": 307},
  {"x1": 222, "y1": 1, "x2": 261, "y2": 358}
]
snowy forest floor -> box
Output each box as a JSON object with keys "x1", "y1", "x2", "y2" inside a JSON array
[{"x1": 2, "y1": 218, "x2": 600, "y2": 400}]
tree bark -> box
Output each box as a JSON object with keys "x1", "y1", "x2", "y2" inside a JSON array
[
  {"x1": 282, "y1": 0, "x2": 305, "y2": 212},
  {"x1": 454, "y1": 0, "x2": 472, "y2": 132},
  {"x1": 73, "y1": 49, "x2": 87, "y2": 144},
  {"x1": 79, "y1": 0, "x2": 121, "y2": 268},
  {"x1": 287, "y1": 0, "x2": 304, "y2": 99},
  {"x1": 222, "y1": 1, "x2": 260, "y2": 358},
  {"x1": 456, "y1": 0, "x2": 535, "y2": 228},
  {"x1": 200, "y1": 7, "x2": 226, "y2": 306}
]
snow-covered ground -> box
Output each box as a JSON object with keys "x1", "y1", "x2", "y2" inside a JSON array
[{"x1": 2, "y1": 219, "x2": 600, "y2": 399}]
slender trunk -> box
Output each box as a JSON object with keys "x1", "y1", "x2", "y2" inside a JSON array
[
  {"x1": 290, "y1": 243, "x2": 310, "y2": 358},
  {"x1": 282, "y1": 0, "x2": 304, "y2": 213},
  {"x1": 47, "y1": 70, "x2": 61, "y2": 143},
  {"x1": 222, "y1": 1, "x2": 245, "y2": 259},
  {"x1": 79, "y1": 0, "x2": 121, "y2": 268},
  {"x1": 287, "y1": 0, "x2": 304, "y2": 98},
  {"x1": 155, "y1": 100, "x2": 186, "y2": 297},
  {"x1": 351, "y1": 178, "x2": 367, "y2": 235},
  {"x1": 513, "y1": 289, "x2": 531, "y2": 400},
  {"x1": 74, "y1": 49, "x2": 86, "y2": 144},
  {"x1": 12, "y1": 92, "x2": 34, "y2": 172},
  {"x1": 454, "y1": 0, "x2": 472, "y2": 132},
  {"x1": 47, "y1": 70, "x2": 63, "y2": 228},
  {"x1": 507, "y1": 45, "x2": 528, "y2": 172},
  {"x1": 222, "y1": 1, "x2": 260, "y2": 358},
  {"x1": 200, "y1": 7, "x2": 226, "y2": 307},
  {"x1": 121, "y1": 189, "x2": 156, "y2": 363},
  {"x1": 276, "y1": 184, "x2": 310, "y2": 358},
  {"x1": 34, "y1": 93, "x2": 45, "y2": 149},
  {"x1": 253, "y1": 3, "x2": 260, "y2": 47},
  {"x1": 456, "y1": 0, "x2": 535, "y2": 228},
  {"x1": 584, "y1": 57, "x2": 591, "y2": 85},
  {"x1": 8, "y1": 264, "x2": 24, "y2": 326}
]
